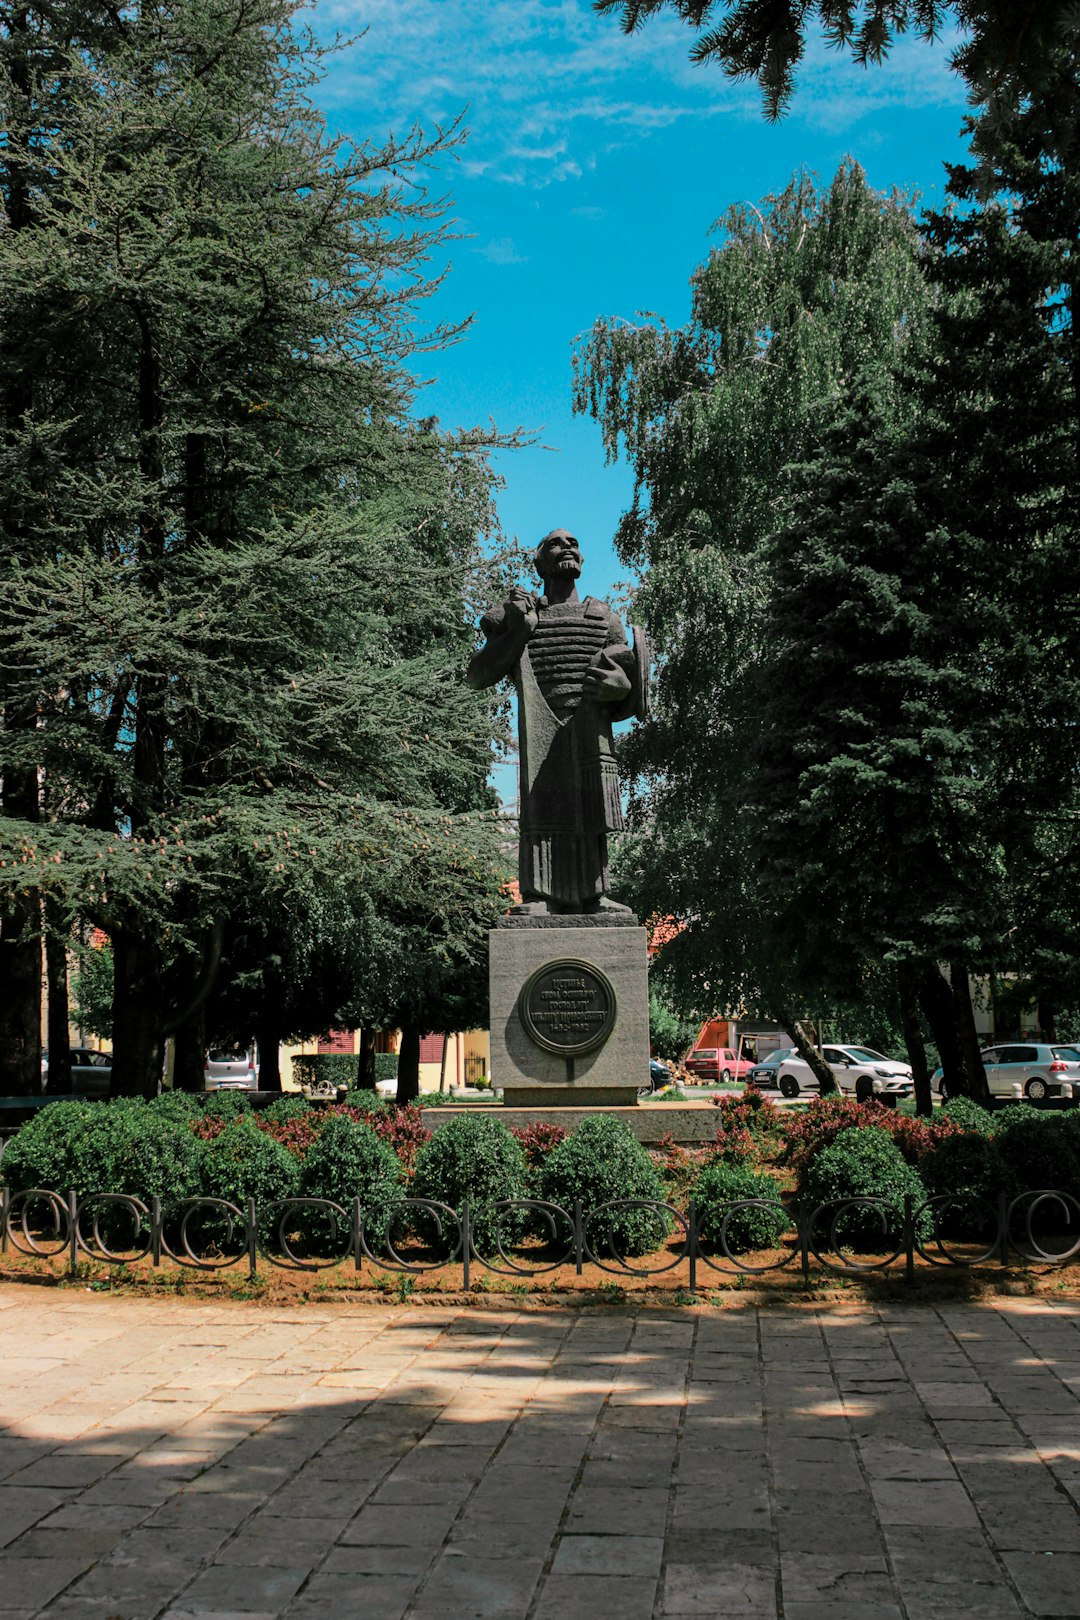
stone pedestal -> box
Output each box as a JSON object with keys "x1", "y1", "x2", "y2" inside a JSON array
[{"x1": 488, "y1": 916, "x2": 649, "y2": 1106}]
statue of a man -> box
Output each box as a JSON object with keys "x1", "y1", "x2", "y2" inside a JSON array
[{"x1": 468, "y1": 528, "x2": 647, "y2": 915}]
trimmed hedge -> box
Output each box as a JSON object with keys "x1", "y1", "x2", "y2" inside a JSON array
[
  {"x1": 941, "y1": 1096, "x2": 997, "y2": 1135},
  {"x1": 1, "y1": 1098, "x2": 203, "y2": 1242},
  {"x1": 412, "y1": 1115, "x2": 528, "y2": 1254},
  {"x1": 297, "y1": 1115, "x2": 403, "y2": 1244},
  {"x1": 920, "y1": 1131, "x2": 1016, "y2": 1238},
  {"x1": 993, "y1": 1107, "x2": 1080, "y2": 1199},
  {"x1": 803, "y1": 1125, "x2": 930, "y2": 1250},
  {"x1": 539, "y1": 1115, "x2": 670, "y2": 1258},
  {"x1": 693, "y1": 1161, "x2": 787, "y2": 1254},
  {"x1": 291, "y1": 1053, "x2": 358, "y2": 1089},
  {"x1": 198, "y1": 1116, "x2": 300, "y2": 1212}
]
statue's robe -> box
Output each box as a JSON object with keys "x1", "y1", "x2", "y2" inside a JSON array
[{"x1": 470, "y1": 594, "x2": 637, "y2": 908}]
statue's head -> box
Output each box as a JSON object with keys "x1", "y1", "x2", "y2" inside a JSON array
[{"x1": 534, "y1": 528, "x2": 582, "y2": 582}]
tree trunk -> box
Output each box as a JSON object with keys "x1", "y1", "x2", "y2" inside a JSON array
[
  {"x1": 173, "y1": 1003, "x2": 206, "y2": 1092},
  {"x1": 396, "y1": 1022, "x2": 420, "y2": 1104},
  {"x1": 44, "y1": 898, "x2": 72, "y2": 1093},
  {"x1": 774, "y1": 1005, "x2": 838, "y2": 1094},
  {"x1": 951, "y1": 962, "x2": 991, "y2": 1102},
  {"x1": 356, "y1": 1026, "x2": 377, "y2": 1091},
  {"x1": 110, "y1": 924, "x2": 164, "y2": 1097},
  {"x1": 256, "y1": 1003, "x2": 281, "y2": 1091},
  {"x1": 1037, "y1": 995, "x2": 1058, "y2": 1043},
  {"x1": 897, "y1": 961, "x2": 932, "y2": 1117},
  {"x1": 0, "y1": 895, "x2": 41, "y2": 1094}
]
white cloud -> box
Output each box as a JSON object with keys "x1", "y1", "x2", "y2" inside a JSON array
[
  {"x1": 478, "y1": 236, "x2": 528, "y2": 265},
  {"x1": 314, "y1": 1, "x2": 965, "y2": 184}
]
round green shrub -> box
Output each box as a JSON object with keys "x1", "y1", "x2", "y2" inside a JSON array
[
  {"x1": 146, "y1": 1090, "x2": 204, "y2": 1124},
  {"x1": 693, "y1": 1161, "x2": 789, "y2": 1254},
  {"x1": 941, "y1": 1096, "x2": 997, "y2": 1135},
  {"x1": 260, "y1": 1095, "x2": 313, "y2": 1125},
  {"x1": 803, "y1": 1125, "x2": 930, "y2": 1251},
  {"x1": 412, "y1": 1115, "x2": 527, "y2": 1254},
  {"x1": 200, "y1": 1090, "x2": 252, "y2": 1120},
  {"x1": 2, "y1": 1100, "x2": 95, "y2": 1192},
  {"x1": 3, "y1": 1098, "x2": 203, "y2": 1247},
  {"x1": 297, "y1": 1114, "x2": 403, "y2": 1245},
  {"x1": 993, "y1": 1107, "x2": 1080, "y2": 1199},
  {"x1": 920, "y1": 1130, "x2": 1016, "y2": 1239},
  {"x1": 198, "y1": 1116, "x2": 300, "y2": 1213},
  {"x1": 539, "y1": 1115, "x2": 670, "y2": 1258}
]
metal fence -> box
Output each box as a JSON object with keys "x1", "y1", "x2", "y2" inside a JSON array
[{"x1": 2, "y1": 1187, "x2": 1079, "y2": 1287}]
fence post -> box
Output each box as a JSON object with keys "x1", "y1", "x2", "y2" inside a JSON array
[
  {"x1": 799, "y1": 1201, "x2": 810, "y2": 1284},
  {"x1": 0, "y1": 1186, "x2": 7, "y2": 1256},
  {"x1": 461, "y1": 1201, "x2": 471, "y2": 1291},
  {"x1": 151, "y1": 1197, "x2": 162, "y2": 1268},
  {"x1": 352, "y1": 1197, "x2": 363, "y2": 1274},
  {"x1": 903, "y1": 1194, "x2": 915, "y2": 1284},
  {"x1": 687, "y1": 1200, "x2": 698, "y2": 1296},
  {"x1": 574, "y1": 1198, "x2": 584, "y2": 1276},
  {"x1": 998, "y1": 1193, "x2": 1010, "y2": 1267},
  {"x1": 246, "y1": 1197, "x2": 258, "y2": 1281},
  {"x1": 68, "y1": 1189, "x2": 78, "y2": 1276}
]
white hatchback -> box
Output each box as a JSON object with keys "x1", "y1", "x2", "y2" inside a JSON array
[{"x1": 776, "y1": 1045, "x2": 914, "y2": 1099}]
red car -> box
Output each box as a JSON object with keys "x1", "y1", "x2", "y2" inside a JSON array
[{"x1": 683, "y1": 1047, "x2": 755, "y2": 1084}]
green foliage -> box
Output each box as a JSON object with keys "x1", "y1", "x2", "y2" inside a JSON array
[
  {"x1": 0, "y1": 0, "x2": 512, "y2": 1098},
  {"x1": 539, "y1": 1115, "x2": 670, "y2": 1258},
  {"x1": 2, "y1": 1101, "x2": 96, "y2": 1192},
  {"x1": 576, "y1": 164, "x2": 928, "y2": 1034},
  {"x1": 70, "y1": 944, "x2": 113, "y2": 1040},
  {"x1": 291, "y1": 1055, "x2": 358, "y2": 1091},
  {"x1": 260, "y1": 1095, "x2": 313, "y2": 1125},
  {"x1": 1, "y1": 1098, "x2": 202, "y2": 1241},
  {"x1": 375, "y1": 1054, "x2": 399, "y2": 1083},
  {"x1": 593, "y1": 2, "x2": 1072, "y2": 121},
  {"x1": 693, "y1": 1161, "x2": 788, "y2": 1254},
  {"x1": 297, "y1": 1115, "x2": 403, "y2": 1244},
  {"x1": 200, "y1": 1091, "x2": 252, "y2": 1120},
  {"x1": 803, "y1": 1126, "x2": 930, "y2": 1250},
  {"x1": 198, "y1": 1117, "x2": 300, "y2": 1213},
  {"x1": 648, "y1": 991, "x2": 699, "y2": 1063},
  {"x1": 941, "y1": 1096, "x2": 997, "y2": 1135},
  {"x1": 412, "y1": 1115, "x2": 528, "y2": 1254},
  {"x1": 920, "y1": 1132, "x2": 1016, "y2": 1238},
  {"x1": 147, "y1": 1091, "x2": 204, "y2": 1123},
  {"x1": 992, "y1": 1108, "x2": 1080, "y2": 1199}
]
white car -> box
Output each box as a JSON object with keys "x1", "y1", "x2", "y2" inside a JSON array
[
  {"x1": 776, "y1": 1045, "x2": 913, "y2": 1099},
  {"x1": 203, "y1": 1048, "x2": 259, "y2": 1090}
]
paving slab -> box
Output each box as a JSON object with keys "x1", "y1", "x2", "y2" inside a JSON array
[{"x1": 2, "y1": 1288, "x2": 1080, "y2": 1617}]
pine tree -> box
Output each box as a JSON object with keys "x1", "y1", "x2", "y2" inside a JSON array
[{"x1": 0, "y1": 0, "x2": 509, "y2": 1095}]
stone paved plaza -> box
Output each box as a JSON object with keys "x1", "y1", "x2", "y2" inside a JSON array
[{"x1": 1, "y1": 1287, "x2": 1080, "y2": 1618}]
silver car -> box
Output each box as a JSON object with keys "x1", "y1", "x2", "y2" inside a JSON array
[
  {"x1": 935, "y1": 1043, "x2": 1080, "y2": 1101},
  {"x1": 203, "y1": 1048, "x2": 259, "y2": 1090}
]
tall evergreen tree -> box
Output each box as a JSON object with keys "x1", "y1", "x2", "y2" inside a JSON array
[{"x1": 0, "y1": 0, "x2": 509, "y2": 1095}]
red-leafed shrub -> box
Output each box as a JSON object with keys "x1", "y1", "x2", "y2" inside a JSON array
[
  {"x1": 510, "y1": 1121, "x2": 569, "y2": 1168},
  {"x1": 780, "y1": 1095, "x2": 968, "y2": 1179}
]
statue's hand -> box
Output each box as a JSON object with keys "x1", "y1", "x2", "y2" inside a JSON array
[
  {"x1": 582, "y1": 659, "x2": 632, "y2": 704},
  {"x1": 504, "y1": 588, "x2": 538, "y2": 635}
]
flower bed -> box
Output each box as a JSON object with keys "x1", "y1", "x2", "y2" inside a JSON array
[{"x1": 3, "y1": 1092, "x2": 1080, "y2": 1287}]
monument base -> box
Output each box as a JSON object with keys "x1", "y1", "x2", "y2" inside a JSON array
[{"x1": 489, "y1": 919, "x2": 649, "y2": 1105}]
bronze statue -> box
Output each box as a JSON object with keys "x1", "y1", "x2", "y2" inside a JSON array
[{"x1": 468, "y1": 529, "x2": 647, "y2": 915}]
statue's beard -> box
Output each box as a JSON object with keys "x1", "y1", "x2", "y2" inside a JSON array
[{"x1": 551, "y1": 558, "x2": 581, "y2": 575}]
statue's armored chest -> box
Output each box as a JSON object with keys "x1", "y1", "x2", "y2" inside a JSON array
[{"x1": 525, "y1": 602, "x2": 609, "y2": 720}]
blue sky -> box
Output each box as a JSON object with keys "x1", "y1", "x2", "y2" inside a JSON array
[{"x1": 316, "y1": 0, "x2": 973, "y2": 603}]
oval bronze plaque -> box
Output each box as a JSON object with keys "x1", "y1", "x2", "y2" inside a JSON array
[{"x1": 518, "y1": 958, "x2": 617, "y2": 1057}]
